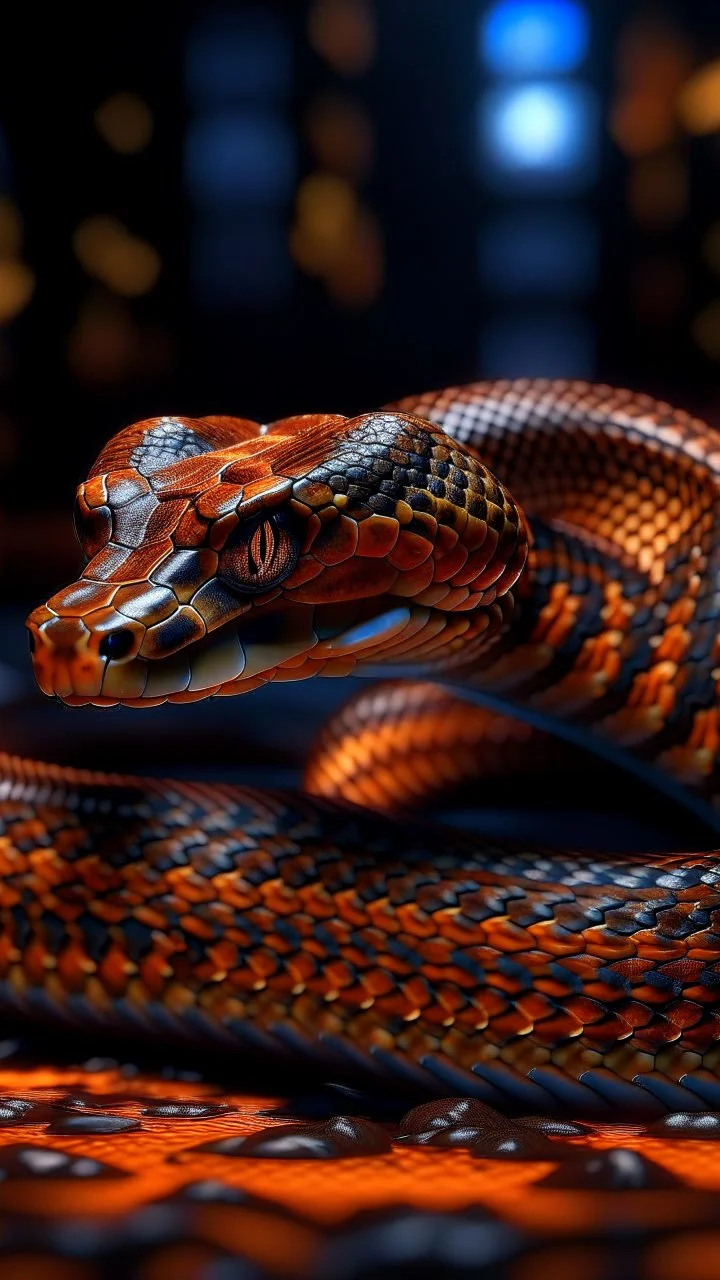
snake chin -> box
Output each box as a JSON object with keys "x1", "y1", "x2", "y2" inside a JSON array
[{"x1": 51, "y1": 599, "x2": 447, "y2": 708}]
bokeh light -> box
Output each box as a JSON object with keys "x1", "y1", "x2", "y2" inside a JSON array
[
  {"x1": 0, "y1": 199, "x2": 23, "y2": 259},
  {"x1": 678, "y1": 59, "x2": 720, "y2": 135},
  {"x1": 290, "y1": 174, "x2": 382, "y2": 307},
  {"x1": 0, "y1": 260, "x2": 34, "y2": 325},
  {"x1": 479, "y1": 81, "x2": 598, "y2": 186},
  {"x1": 73, "y1": 217, "x2": 161, "y2": 296},
  {"x1": 68, "y1": 294, "x2": 173, "y2": 385},
  {"x1": 94, "y1": 93, "x2": 154, "y2": 155},
  {"x1": 68, "y1": 295, "x2": 138, "y2": 385},
  {"x1": 480, "y1": 0, "x2": 590, "y2": 76},
  {"x1": 185, "y1": 114, "x2": 294, "y2": 207},
  {"x1": 291, "y1": 174, "x2": 358, "y2": 274},
  {"x1": 628, "y1": 153, "x2": 688, "y2": 230},
  {"x1": 307, "y1": 0, "x2": 375, "y2": 76},
  {"x1": 304, "y1": 94, "x2": 374, "y2": 180},
  {"x1": 0, "y1": 199, "x2": 33, "y2": 324},
  {"x1": 479, "y1": 210, "x2": 597, "y2": 296},
  {"x1": 186, "y1": 8, "x2": 290, "y2": 105},
  {"x1": 610, "y1": 18, "x2": 690, "y2": 156},
  {"x1": 325, "y1": 209, "x2": 382, "y2": 308}
]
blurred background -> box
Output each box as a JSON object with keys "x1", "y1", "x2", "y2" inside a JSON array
[{"x1": 1, "y1": 0, "x2": 719, "y2": 846}]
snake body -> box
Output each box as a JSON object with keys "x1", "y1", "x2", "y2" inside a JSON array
[{"x1": 12, "y1": 380, "x2": 720, "y2": 1113}]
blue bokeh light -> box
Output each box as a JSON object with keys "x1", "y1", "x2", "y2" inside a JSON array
[
  {"x1": 479, "y1": 81, "x2": 598, "y2": 188},
  {"x1": 192, "y1": 216, "x2": 291, "y2": 307},
  {"x1": 187, "y1": 8, "x2": 291, "y2": 104},
  {"x1": 185, "y1": 113, "x2": 295, "y2": 206},
  {"x1": 479, "y1": 311, "x2": 595, "y2": 378},
  {"x1": 480, "y1": 0, "x2": 589, "y2": 76},
  {"x1": 479, "y1": 210, "x2": 598, "y2": 295}
]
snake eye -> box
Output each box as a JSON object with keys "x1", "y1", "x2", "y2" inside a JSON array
[{"x1": 218, "y1": 512, "x2": 299, "y2": 594}]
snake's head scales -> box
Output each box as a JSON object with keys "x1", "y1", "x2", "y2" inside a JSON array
[{"x1": 26, "y1": 409, "x2": 528, "y2": 706}]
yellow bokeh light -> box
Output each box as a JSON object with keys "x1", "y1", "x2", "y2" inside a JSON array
[
  {"x1": 0, "y1": 261, "x2": 35, "y2": 324},
  {"x1": 94, "y1": 93, "x2": 154, "y2": 154},
  {"x1": 678, "y1": 59, "x2": 720, "y2": 134},
  {"x1": 291, "y1": 174, "x2": 358, "y2": 275},
  {"x1": 291, "y1": 173, "x2": 382, "y2": 307},
  {"x1": 692, "y1": 301, "x2": 720, "y2": 361},
  {"x1": 73, "y1": 217, "x2": 161, "y2": 296}
]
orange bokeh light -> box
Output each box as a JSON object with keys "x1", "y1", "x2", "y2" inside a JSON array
[
  {"x1": 307, "y1": 0, "x2": 375, "y2": 76},
  {"x1": 73, "y1": 217, "x2": 161, "y2": 297}
]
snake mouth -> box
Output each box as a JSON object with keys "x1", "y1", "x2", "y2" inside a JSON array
[{"x1": 39, "y1": 597, "x2": 445, "y2": 708}]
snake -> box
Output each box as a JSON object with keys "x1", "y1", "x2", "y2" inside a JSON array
[{"x1": 11, "y1": 378, "x2": 720, "y2": 1116}]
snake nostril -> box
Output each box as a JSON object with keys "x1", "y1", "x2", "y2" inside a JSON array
[{"x1": 99, "y1": 629, "x2": 135, "y2": 661}]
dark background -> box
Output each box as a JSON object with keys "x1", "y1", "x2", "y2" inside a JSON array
[{"x1": 1, "y1": 0, "x2": 719, "y2": 847}]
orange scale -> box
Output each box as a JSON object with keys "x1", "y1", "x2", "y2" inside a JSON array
[
  {"x1": 96, "y1": 944, "x2": 134, "y2": 997},
  {"x1": 387, "y1": 530, "x2": 433, "y2": 571},
  {"x1": 357, "y1": 969, "x2": 396, "y2": 999},
  {"x1": 82, "y1": 473, "x2": 109, "y2": 507},
  {"x1": 196, "y1": 482, "x2": 243, "y2": 520},
  {"x1": 675, "y1": 1022, "x2": 720, "y2": 1051},
  {"x1": 152, "y1": 454, "x2": 228, "y2": 497},
  {"x1": 433, "y1": 518, "x2": 460, "y2": 551},
  {"x1": 206, "y1": 509, "x2": 239, "y2": 550},
  {"x1": 113, "y1": 539, "x2": 177, "y2": 583},
  {"x1": 355, "y1": 513, "x2": 400, "y2": 557},
  {"x1": 299, "y1": 511, "x2": 322, "y2": 554},
  {"x1": 105, "y1": 468, "x2": 151, "y2": 503},
  {"x1": 449, "y1": 541, "x2": 496, "y2": 590},
  {"x1": 433, "y1": 541, "x2": 469, "y2": 582},
  {"x1": 633, "y1": 936, "x2": 690, "y2": 963},
  {"x1": 390, "y1": 559, "x2": 436, "y2": 599},
  {"x1": 291, "y1": 478, "x2": 335, "y2": 508},
  {"x1": 298, "y1": 558, "x2": 400, "y2": 604},
  {"x1": 282, "y1": 557, "x2": 332, "y2": 593},
  {"x1": 54, "y1": 943, "x2": 95, "y2": 994},
  {"x1": 52, "y1": 579, "x2": 120, "y2": 617},
  {"x1": 312, "y1": 513, "x2": 360, "y2": 566},
  {"x1": 144, "y1": 497, "x2": 189, "y2": 544},
  {"x1": 175, "y1": 507, "x2": 209, "y2": 548},
  {"x1": 234, "y1": 478, "x2": 294, "y2": 519}
]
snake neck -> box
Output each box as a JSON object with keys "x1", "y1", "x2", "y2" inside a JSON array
[{"x1": 438, "y1": 513, "x2": 719, "y2": 828}]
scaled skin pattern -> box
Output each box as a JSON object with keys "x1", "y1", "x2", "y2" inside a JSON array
[{"x1": 13, "y1": 380, "x2": 720, "y2": 1118}]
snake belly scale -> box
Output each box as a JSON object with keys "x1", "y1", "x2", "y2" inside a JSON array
[{"x1": 11, "y1": 379, "x2": 720, "y2": 1114}]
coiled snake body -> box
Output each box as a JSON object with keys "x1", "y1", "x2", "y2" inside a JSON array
[{"x1": 13, "y1": 380, "x2": 720, "y2": 1115}]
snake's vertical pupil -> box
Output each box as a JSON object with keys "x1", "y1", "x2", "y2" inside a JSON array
[
  {"x1": 219, "y1": 513, "x2": 298, "y2": 593},
  {"x1": 99, "y1": 630, "x2": 135, "y2": 661},
  {"x1": 27, "y1": 631, "x2": 35, "y2": 654}
]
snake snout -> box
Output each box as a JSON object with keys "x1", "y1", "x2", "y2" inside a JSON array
[{"x1": 25, "y1": 600, "x2": 145, "y2": 702}]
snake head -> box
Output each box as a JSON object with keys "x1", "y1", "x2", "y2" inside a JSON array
[{"x1": 26, "y1": 409, "x2": 529, "y2": 706}]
